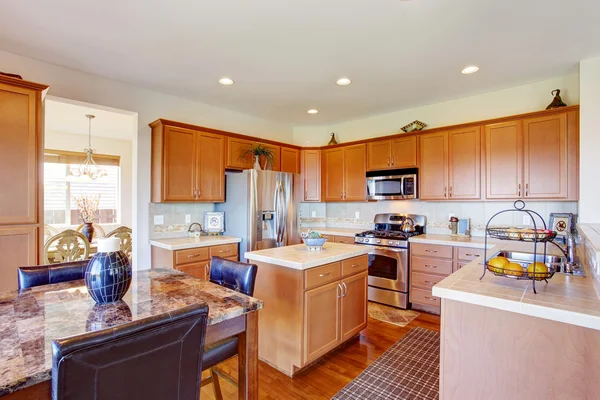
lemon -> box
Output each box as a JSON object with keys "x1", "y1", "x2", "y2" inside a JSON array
[
  {"x1": 488, "y1": 256, "x2": 510, "y2": 273},
  {"x1": 503, "y1": 262, "x2": 524, "y2": 277},
  {"x1": 527, "y1": 262, "x2": 549, "y2": 280}
]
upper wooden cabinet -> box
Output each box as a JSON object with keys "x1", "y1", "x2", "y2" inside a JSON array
[
  {"x1": 367, "y1": 136, "x2": 417, "y2": 171},
  {"x1": 226, "y1": 137, "x2": 255, "y2": 170},
  {"x1": 322, "y1": 144, "x2": 366, "y2": 202},
  {"x1": 485, "y1": 112, "x2": 575, "y2": 200},
  {"x1": 420, "y1": 132, "x2": 449, "y2": 200},
  {"x1": 262, "y1": 143, "x2": 281, "y2": 171},
  {"x1": 281, "y1": 147, "x2": 301, "y2": 174},
  {"x1": 151, "y1": 122, "x2": 225, "y2": 202},
  {"x1": 301, "y1": 150, "x2": 321, "y2": 202}
]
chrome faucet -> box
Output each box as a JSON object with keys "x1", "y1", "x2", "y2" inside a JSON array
[
  {"x1": 550, "y1": 232, "x2": 578, "y2": 272},
  {"x1": 188, "y1": 222, "x2": 203, "y2": 237}
]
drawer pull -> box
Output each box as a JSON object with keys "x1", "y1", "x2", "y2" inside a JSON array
[
  {"x1": 218, "y1": 250, "x2": 231, "y2": 253},
  {"x1": 424, "y1": 264, "x2": 437, "y2": 269},
  {"x1": 424, "y1": 296, "x2": 437, "y2": 301},
  {"x1": 319, "y1": 272, "x2": 331, "y2": 278},
  {"x1": 351, "y1": 264, "x2": 360, "y2": 268},
  {"x1": 187, "y1": 254, "x2": 200, "y2": 258},
  {"x1": 424, "y1": 280, "x2": 436, "y2": 285},
  {"x1": 425, "y1": 249, "x2": 437, "y2": 253},
  {"x1": 465, "y1": 253, "x2": 479, "y2": 257}
]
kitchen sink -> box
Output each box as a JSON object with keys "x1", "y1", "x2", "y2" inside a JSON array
[{"x1": 493, "y1": 251, "x2": 586, "y2": 277}]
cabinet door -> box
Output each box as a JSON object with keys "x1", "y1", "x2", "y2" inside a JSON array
[
  {"x1": 343, "y1": 144, "x2": 366, "y2": 201},
  {"x1": 523, "y1": 114, "x2": 568, "y2": 199},
  {"x1": 420, "y1": 132, "x2": 448, "y2": 200},
  {"x1": 177, "y1": 261, "x2": 209, "y2": 280},
  {"x1": 485, "y1": 121, "x2": 523, "y2": 199},
  {"x1": 0, "y1": 84, "x2": 39, "y2": 224},
  {"x1": 281, "y1": 147, "x2": 300, "y2": 174},
  {"x1": 0, "y1": 226, "x2": 37, "y2": 292},
  {"x1": 163, "y1": 126, "x2": 197, "y2": 201},
  {"x1": 304, "y1": 280, "x2": 341, "y2": 363},
  {"x1": 391, "y1": 136, "x2": 418, "y2": 168},
  {"x1": 340, "y1": 271, "x2": 368, "y2": 342},
  {"x1": 448, "y1": 127, "x2": 481, "y2": 199},
  {"x1": 301, "y1": 150, "x2": 321, "y2": 201},
  {"x1": 263, "y1": 143, "x2": 281, "y2": 171},
  {"x1": 226, "y1": 137, "x2": 255, "y2": 169},
  {"x1": 196, "y1": 132, "x2": 225, "y2": 202},
  {"x1": 322, "y1": 148, "x2": 345, "y2": 201},
  {"x1": 367, "y1": 140, "x2": 391, "y2": 171}
]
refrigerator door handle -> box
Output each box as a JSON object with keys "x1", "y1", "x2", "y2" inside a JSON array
[{"x1": 274, "y1": 181, "x2": 285, "y2": 246}]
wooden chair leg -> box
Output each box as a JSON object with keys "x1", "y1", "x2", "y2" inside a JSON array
[{"x1": 211, "y1": 367, "x2": 224, "y2": 400}]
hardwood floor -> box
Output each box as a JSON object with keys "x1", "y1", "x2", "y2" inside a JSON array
[{"x1": 200, "y1": 312, "x2": 440, "y2": 399}]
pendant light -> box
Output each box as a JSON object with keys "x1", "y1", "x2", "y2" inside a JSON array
[{"x1": 67, "y1": 114, "x2": 107, "y2": 181}]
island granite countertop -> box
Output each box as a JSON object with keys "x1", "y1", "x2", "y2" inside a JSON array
[
  {"x1": 0, "y1": 268, "x2": 263, "y2": 396},
  {"x1": 245, "y1": 242, "x2": 369, "y2": 270}
]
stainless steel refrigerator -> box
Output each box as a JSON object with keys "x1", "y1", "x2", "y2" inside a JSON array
[{"x1": 215, "y1": 170, "x2": 302, "y2": 261}]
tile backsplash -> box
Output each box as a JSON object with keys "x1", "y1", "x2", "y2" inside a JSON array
[
  {"x1": 300, "y1": 201, "x2": 578, "y2": 236},
  {"x1": 149, "y1": 203, "x2": 215, "y2": 239}
]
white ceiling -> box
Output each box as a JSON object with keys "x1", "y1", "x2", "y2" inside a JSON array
[
  {"x1": 1, "y1": 0, "x2": 599, "y2": 125},
  {"x1": 45, "y1": 99, "x2": 136, "y2": 140}
]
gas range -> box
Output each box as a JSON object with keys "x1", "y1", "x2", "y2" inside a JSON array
[{"x1": 354, "y1": 214, "x2": 426, "y2": 248}]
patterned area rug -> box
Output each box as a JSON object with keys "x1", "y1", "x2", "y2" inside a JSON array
[
  {"x1": 332, "y1": 328, "x2": 440, "y2": 400},
  {"x1": 368, "y1": 302, "x2": 420, "y2": 327}
]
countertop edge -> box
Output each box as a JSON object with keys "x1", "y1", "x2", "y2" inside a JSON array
[
  {"x1": 149, "y1": 237, "x2": 242, "y2": 250},
  {"x1": 300, "y1": 228, "x2": 364, "y2": 238},
  {"x1": 408, "y1": 235, "x2": 496, "y2": 249},
  {"x1": 245, "y1": 247, "x2": 370, "y2": 270}
]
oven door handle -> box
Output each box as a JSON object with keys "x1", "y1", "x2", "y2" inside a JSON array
[
  {"x1": 400, "y1": 176, "x2": 406, "y2": 199},
  {"x1": 370, "y1": 246, "x2": 408, "y2": 253}
]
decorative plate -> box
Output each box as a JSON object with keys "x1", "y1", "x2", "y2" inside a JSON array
[
  {"x1": 203, "y1": 212, "x2": 225, "y2": 233},
  {"x1": 401, "y1": 120, "x2": 427, "y2": 133}
]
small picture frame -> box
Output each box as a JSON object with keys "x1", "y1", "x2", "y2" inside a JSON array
[
  {"x1": 203, "y1": 212, "x2": 225, "y2": 234},
  {"x1": 549, "y1": 213, "x2": 575, "y2": 236}
]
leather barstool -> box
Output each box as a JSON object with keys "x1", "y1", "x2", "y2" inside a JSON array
[
  {"x1": 52, "y1": 302, "x2": 209, "y2": 400},
  {"x1": 202, "y1": 256, "x2": 258, "y2": 399},
  {"x1": 18, "y1": 260, "x2": 88, "y2": 290}
]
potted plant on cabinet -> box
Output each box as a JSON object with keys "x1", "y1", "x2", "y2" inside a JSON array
[
  {"x1": 240, "y1": 144, "x2": 275, "y2": 170},
  {"x1": 73, "y1": 194, "x2": 101, "y2": 242}
]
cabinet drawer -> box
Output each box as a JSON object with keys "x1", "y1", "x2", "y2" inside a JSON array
[
  {"x1": 320, "y1": 234, "x2": 334, "y2": 242},
  {"x1": 457, "y1": 247, "x2": 485, "y2": 261},
  {"x1": 411, "y1": 272, "x2": 445, "y2": 290},
  {"x1": 176, "y1": 262, "x2": 209, "y2": 280},
  {"x1": 341, "y1": 255, "x2": 368, "y2": 277},
  {"x1": 334, "y1": 236, "x2": 355, "y2": 245},
  {"x1": 411, "y1": 243, "x2": 453, "y2": 259},
  {"x1": 411, "y1": 287, "x2": 441, "y2": 307},
  {"x1": 411, "y1": 256, "x2": 453, "y2": 276},
  {"x1": 175, "y1": 247, "x2": 210, "y2": 265},
  {"x1": 304, "y1": 262, "x2": 341, "y2": 290},
  {"x1": 210, "y1": 243, "x2": 238, "y2": 258}
]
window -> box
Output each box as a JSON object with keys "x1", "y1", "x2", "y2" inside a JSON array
[{"x1": 44, "y1": 150, "x2": 121, "y2": 225}]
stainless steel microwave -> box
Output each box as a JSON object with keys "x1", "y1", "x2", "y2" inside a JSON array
[{"x1": 366, "y1": 169, "x2": 418, "y2": 200}]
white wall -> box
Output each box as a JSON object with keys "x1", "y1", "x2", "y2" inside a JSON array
[
  {"x1": 579, "y1": 57, "x2": 600, "y2": 223},
  {"x1": 293, "y1": 74, "x2": 580, "y2": 146},
  {"x1": 44, "y1": 130, "x2": 133, "y2": 227},
  {"x1": 0, "y1": 50, "x2": 294, "y2": 270}
]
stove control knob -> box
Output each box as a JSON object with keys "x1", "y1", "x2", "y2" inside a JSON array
[
  {"x1": 376, "y1": 240, "x2": 382, "y2": 244},
  {"x1": 389, "y1": 241, "x2": 396, "y2": 246},
  {"x1": 356, "y1": 238, "x2": 363, "y2": 243}
]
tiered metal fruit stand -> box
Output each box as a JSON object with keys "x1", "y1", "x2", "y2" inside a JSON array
[{"x1": 480, "y1": 201, "x2": 557, "y2": 294}]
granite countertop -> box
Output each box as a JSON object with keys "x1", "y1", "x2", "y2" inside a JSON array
[
  {"x1": 149, "y1": 235, "x2": 242, "y2": 250},
  {"x1": 409, "y1": 234, "x2": 499, "y2": 248},
  {"x1": 300, "y1": 227, "x2": 364, "y2": 238},
  {"x1": 0, "y1": 268, "x2": 263, "y2": 396},
  {"x1": 245, "y1": 242, "x2": 369, "y2": 270},
  {"x1": 432, "y1": 239, "x2": 600, "y2": 331}
]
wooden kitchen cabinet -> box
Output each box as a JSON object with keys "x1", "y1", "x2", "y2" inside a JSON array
[
  {"x1": 322, "y1": 144, "x2": 366, "y2": 202},
  {"x1": 523, "y1": 114, "x2": 568, "y2": 199},
  {"x1": 263, "y1": 143, "x2": 281, "y2": 171},
  {"x1": 340, "y1": 271, "x2": 368, "y2": 341},
  {"x1": 448, "y1": 127, "x2": 481, "y2": 199},
  {"x1": 420, "y1": 132, "x2": 449, "y2": 200},
  {"x1": 151, "y1": 122, "x2": 226, "y2": 202},
  {"x1": 304, "y1": 280, "x2": 342, "y2": 362},
  {"x1": 367, "y1": 136, "x2": 417, "y2": 171},
  {"x1": 281, "y1": 147, "x2": 300, "y2": 174},
  {"x1": 226, "y1": 137, "x2": 255, "y2": 169},
  {"x1": 485, "y1": 121, "x2": 523, "y2": 199},
  {"x1": 301, "y1": 149, "x2": 321, "y2": 201},
  {"x1": 0, "y1": 76, "x2": 47, "y2": 291}
]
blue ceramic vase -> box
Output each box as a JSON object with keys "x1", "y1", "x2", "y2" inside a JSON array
[{"x1": 85, "y1": 238, "x2": 132, "y2": 304}]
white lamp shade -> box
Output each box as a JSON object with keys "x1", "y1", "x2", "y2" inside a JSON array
[{"x1": 97, "y1": 237, "x2": 121, "y2": 253}]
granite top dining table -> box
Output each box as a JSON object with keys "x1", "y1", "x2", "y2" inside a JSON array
[{"x1": 0, "y1": 268, "x2": 264, "y2": 399}]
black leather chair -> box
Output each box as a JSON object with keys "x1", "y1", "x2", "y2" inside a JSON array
[
  {"x1": 202, "y1": 256, "x2": 258, "y2": 398},
  {"x1": 18, "y1": 260, "x2": 88, "y2": 290},
  {"x1": 52, "y1": 302, "x2": 209, "y2": 400}
]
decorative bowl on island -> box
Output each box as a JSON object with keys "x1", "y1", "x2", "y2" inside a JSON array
[{"x1": 300, "y1": 230, "x2": 328, "y2": 251}]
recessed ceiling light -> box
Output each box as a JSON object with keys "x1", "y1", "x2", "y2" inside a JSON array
[
  {"x1": 336, "y1": 77, "x2": 352, "y2": 86},
  {"x1": 307, "y1": 109, "x2": 319, "y2": 114},
  {"x1": 218, "y1": 77, "x2": 234, "y2": 85},
  {"x1": 461, "y1": 66, "x2": 480, "y2": 75}
]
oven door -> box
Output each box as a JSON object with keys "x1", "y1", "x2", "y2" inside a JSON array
[
  {"x1": 366, "y1": 175, "x2": 405, "y2": 200},
  {"x1": 367, "y1": 246, "x2": 408, "y2": 292}
]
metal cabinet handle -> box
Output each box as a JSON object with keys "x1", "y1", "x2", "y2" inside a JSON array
[
  {"x1": 424, "y1": 296, "x2": 437, "y2": 301},
  {"x1": 518, "y1": 184, "x2": 522, "y2": 197},
  {"x1": 337, "y1": 284, "x2": 342, "y2": 299},
  {"x1": 449, "y1": 186, "x2": 452, "y2": 198},
  {"x1": 525, "y1": 183, "x2": 529, "y2": 197},
  {"x1": 424, "y1": 264, "x2": 437, "y2": 269},
  {"x1": 218, "y1": 250, "x2": 230, "y2": 253},
  {"x1": 424, "y1": 280, "x2": 435, "y2": 285},
  {"x1": 341, "y1": 192, "x2": 344, "y2": 199},
  {"x1": 319, "y1": 272, "x2": 331, "y2": 278},
  {"x1": 425, "y1": 249, "x2": 437, "y2": 253},
  {"x1": 387, "y1": 157, "x2": 390, "y2": 166},
  {"x1": 391, "y1": 157, "x2": 395, "y2": 166},
  {"x1": 341, "y1": 282, "x2": 348, "y2": 297},
  {"x1": 351, "y1": 264, "x2": 360, "y2": 268},
  {"x1": 187, "y1": 254, "x2": 200, "y2": 258},
  {"x1": 465, "y1": 253, "x2": 479, "y2": 257},
  {"x1": 444, "y1": 186, "x2": 447, "y2": 198}
]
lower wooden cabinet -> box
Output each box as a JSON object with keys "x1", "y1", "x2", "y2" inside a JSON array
[
  {"x1": 340, "y1": 271, "x2": 368, "y2": 341},
  {"x1": 304, "y1": 280, "x2": 342, "y2": 362},
  {"x1": 0, "y1": 226, "x2": 38, "y2": 292}
]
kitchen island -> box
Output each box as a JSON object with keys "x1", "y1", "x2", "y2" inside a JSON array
[
  {"x1": 0, "y1": 269, "x2": 263, "y2": 399},
  {"x1": 429, "y1": 236, "x2": 600, "y2": 400},
  {"x1": 245, "y1": 242, "x2": 369, "y2": 376}
]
